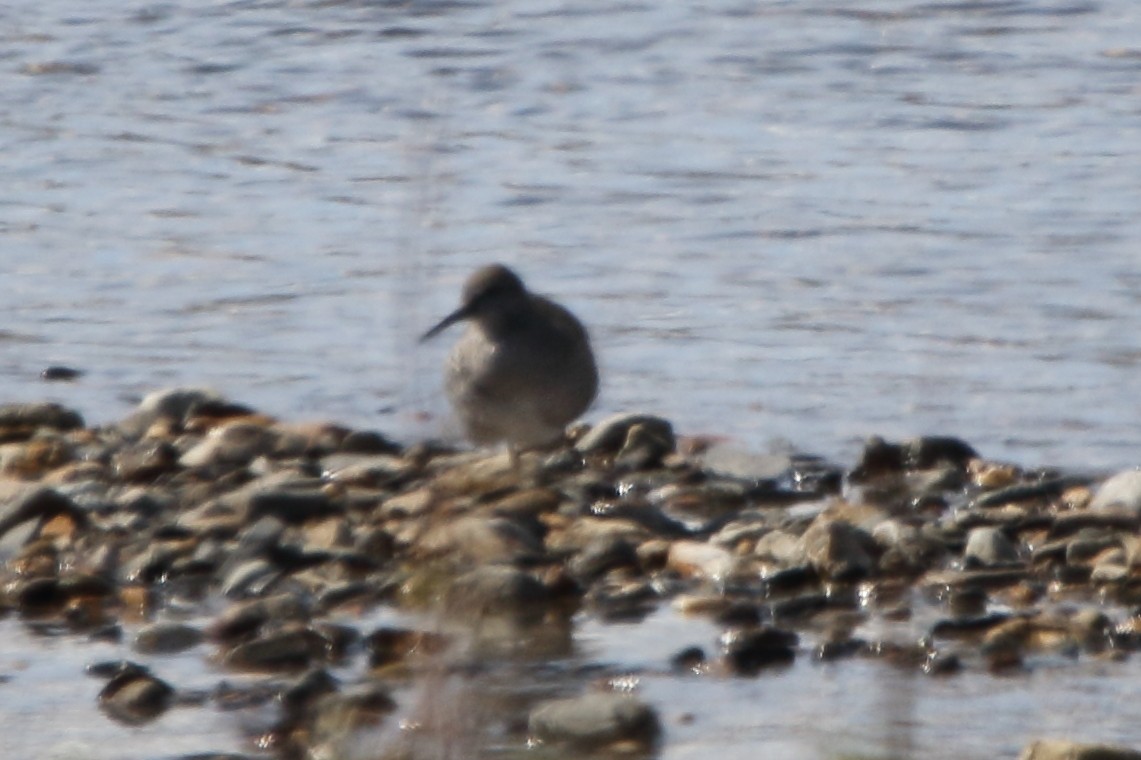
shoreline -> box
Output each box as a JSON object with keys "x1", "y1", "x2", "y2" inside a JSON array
[{"x1": 1, "y1": 388, "x2": 1140, "y2": 759}]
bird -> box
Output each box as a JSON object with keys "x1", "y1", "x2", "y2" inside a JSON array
[{"x1": 421, "y1": 264, "x2": 599, "y2": 451}]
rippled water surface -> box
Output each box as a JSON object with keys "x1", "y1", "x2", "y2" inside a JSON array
[
  {"x1": 3, "y1": 0, "x2": 1141, "y2": 757},
  {"x1": 5, "y1": 0, "x2": 1140, "y2": 469}
]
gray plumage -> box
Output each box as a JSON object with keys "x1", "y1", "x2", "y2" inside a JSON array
[{"x1": 421, "y1": 264, "x2": 598, "y2": 448}]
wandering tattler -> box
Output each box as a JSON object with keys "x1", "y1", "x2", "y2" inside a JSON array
[{"x1": 421, "y1": 264, "x2": 598, "y2": 450}]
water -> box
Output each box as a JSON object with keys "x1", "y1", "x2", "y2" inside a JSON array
[
  {"x1": 3, "y1": 0, "x2": 1141, "y2": 756},
  {"x1": 3, "y1": 0, "x2": 1139, "y2": 470}
]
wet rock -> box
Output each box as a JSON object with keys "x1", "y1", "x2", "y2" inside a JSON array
[
  {"x1": 97, "y1": 662, "x2": 174, "y2": 725},
  {"x1": 179, "y1": 421, "x2": 279, "y2": 468},
  {"x1": 247, "y1": 485, "x2": 336, "y2": 524},
  {"x1": 0, "y1": 402, "x2": 84, "y2": 440},
  {"x1": 113, "y1": 440, "x2": 181, "y2": 482},
  {"x1": 134, "y1": 621, "x2": 204, "y2": 655},
  {"x1": 1091, "y1": 469, "x2": 1141, "y2": 515},
  {"x1": 667, "y1": 540, "x2": 736, "y2": 582},
  {"x1": 695, "y1": 442, "x2": 792, "y2": 483},
  {"x1": 613, "y1": 420, "x2": 676, "y2": 470},
  {"x1": 210, "y1": 593, "x2": 311, "y2": 641},
  {"x1": 874, "y1": 519, "x2": 946, "y2": 573},
  {"x1": 223, "y1": 625, "x2": 329, "y2": 672},
  {"x1": 528, "y1": 692, "x2": 661, "y2": 751},
  {"x1": 321, "y1": 452, "x2": 411, "y2": 487},
  {"x1": 1020, "y1": 739, "x2": 1141, "y2": 760},
  {"x1": 850, "y1": 435, "x2": 977, "y2": 480},
  {"x1": 0, "y1": 486, "x2": 78, "y2": 539},
  {"x1": 339, "y1": 429, "x2": 402, "y2": 454},
  {"x1": 0, "y1": 437, "x2": 75, "y2": 477},
  {"x1": 119, "y1": 387, "x2": 249, "y2": 438},
  {"x1": 963, "y1": 526, "x2": 1020, "y2": 567},
  {"x1": 720, "y1": 626, "x2": 798, "y2": 674},
  {"x1": 567, "y1": 535, "x2": 639, "y2": 583},
  {"x1": 40, "y1": 365, "x2": 83, "y2": 382},
  {"x1": 575, "y1": 413, "x2": 674, "y2": 457},
  {"x1": 973, "y1": 477, "x2": 1078, "y2": 509},
  {"x1": 1065, "y1": 531, "x2": 1121, "y2": 565},
  {"x1": 754, "y1": 529, "x2": 805, "y2": 567},
  {"x1": 670, "y1": 645, "x2": 708, "y2": 672},
  {"x1": 800, "y1": 519, "x2": 876, "y2": 581}
]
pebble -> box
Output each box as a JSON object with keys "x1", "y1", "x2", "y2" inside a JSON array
[
  {"x1": 134, "y1": 621, "x2": 204, "y2": 655},
  {"x1": 800, "y1": 519, "x2": 876, "y2": 580},
  {"x1": 1091, "y1": 469, "x2": 1141, "y2": 515},
  {"x1": 963, "y1": 526, "x2": 1020, "y2": 567},
  {"x1": 97, "y1": 662, "x2": 174, "y2": 725},
  {"x1": 528, "y1": 692, "x2": 661, "y2": 750}
]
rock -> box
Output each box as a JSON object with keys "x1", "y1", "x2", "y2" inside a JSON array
[
  {"x1": 613, "y1": 421, "x2": 676, "y2": 470},
  {"x1": 567, "y1": 535, "x2": 639, "y2": 583},
  {"x1": 851, "y1": 435, "x2": 977, "y2": 479},
  {"x1": 179, "y1": 421, "x2": 279, "y2": 468},
  {"x1": 40, "y1": 365, "x2": 84, "y2": 382},
  {"x1": 528, "y1": 693, "x2": 661, "y2": 750},
  {"x1": 224, "y1": 625, "x2": 328, "y2": 671},
  {"x1": 134, "y1": 621, "x2": 204, "y2": 655},
  {"x1": 800, "y1": 519, "x2": 876, "y2": 580},
  {"x1": 667, "y1": 540, "x2": 736, "y2": 582},
  {"x1": 575, "y1": 413, "x2": 674, "y2": 456},
  {"x1": 0, "y1": 486, "x2": 78, "y2": 539},
  {"x1": 221, "y1": 559, "x2": 280, "y2": 599},
  {"x1": 753, "y1": 529, "x2": 807, "y2": 567},
  {"x1": 695, "y1": 443, "x2": 792, "y2": 483},
  {"x1": 210, "y1": 594, "x2": 311, "y2": 641},
  {"x1": 1020, "y1": 739, "x2": 1141, "y2": 760},
  {"x1": 0, "y1": 402, "x2": 84, "y2": 440},
  {"x1": 321, "y1": 453, "x2": 411, "y2": 487},
  {"x1": 97, "y1": 663, "x2": 174, "y2": 725},
  {"x1": 113, "y1": 440, "x2": 181, "y2": 482},
  {"x1": 118, "y1": 387, "x2": 239, "y2": 437},
  {"x1": 963, "y1": 526, "x2": 1020, "y2": 567},
  {"x1": 1091, "y1": 469, "x2": 1141, "y2": 515},
  {"x1": 720, "y1": 626, "x2": 798, "y2": 673}
]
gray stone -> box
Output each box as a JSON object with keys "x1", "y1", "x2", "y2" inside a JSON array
[
  {"x1": 697, "y1": 442, "x2": 792, "y2": 482},
  {"x1": 1091, "y1": 469, "x2": 1141, "y2": 515},
  {"x1": 134, "y1": 622, "x2": 204, "y2": 655},
  {"x1": 575, "y1": 413, "x2": 674, "y2": 456},
  {"x1": 0, "y1": 402, "x2": 84, "y2": 434},
  {"x1": 529, "y1": 693, "x2": 660, "y2": 750},
  {"x1": 800, "y1": 519, "x2": 875, "y2": 580},
  {"x1": 179, "y1": 421, "x2": 279, "y2": 468},
  {"x1": 98, "y1": 664, "x2": 174, "y2": 725},
  {"x1": 221, "y1": 559, "x2": 280, "y2": 598},
  {"x1": 0, "y1": 485, "x2": 76, "y2": 538},
  {"x1": 118, "y1": 387, "x2": 231, "y2": 437},
  {"x1": 963, "y1": 526, "x2": 1020, "y2": 566}
]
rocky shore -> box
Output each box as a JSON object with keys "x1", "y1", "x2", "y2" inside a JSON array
[{"x1": 2, "y1": 389, "x2": 1141, "y2": 759}]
